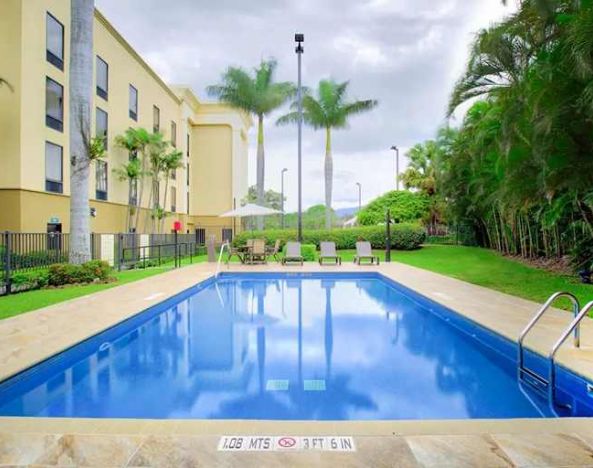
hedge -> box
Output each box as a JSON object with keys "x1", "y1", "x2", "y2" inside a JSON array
[{"x1": 233, "y1": 224, "x2": 425, "y2": 250}]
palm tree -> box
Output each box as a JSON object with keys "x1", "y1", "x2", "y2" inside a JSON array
[
  {"x1": 113, "y1": 158, "x2": 143, "y2": 232},
  {"x1": 68, "y1": 0, "x2": 94, "y2": 264},
  {"x1": 207, "y1": 59, "x2": 295, "y2": 229},
  {"x1": 277, "y1": 80, "x2": 377, "y2": 229},
  {"x1": 145, "y1": 133, "x2": 169, "y2": 233},
  {"x1": 115, "y1": 127, "x2": 153, "y2": 232},
  {"x1": 160, "y1": 149, "x2": 184, "y2": 233}
]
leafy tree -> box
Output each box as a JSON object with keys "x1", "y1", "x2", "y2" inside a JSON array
[
  {"x1": 115, "y1": 127, "x2": 154, "y2": 232},
  {"x1": 432, "y1": 0, "x2": 593, "y2": 267},
  {"x1": 357, "y1": 191, "x2": 430, "y2": 226},
  {"x1": 277, "y1": 79, "x2": 377, "y2": 229},
  {"x1": 160, "y1": 149, "x2": 185, "y2": 232},
  {"x1": 243, "y1": 185, "x2": 284, "y2": 211},
  {"x1": 207, "y1": 59, "x2": 295, "y2": 229}
]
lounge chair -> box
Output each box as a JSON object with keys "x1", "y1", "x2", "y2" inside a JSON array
[
  {"x1": 266, "y1": 239, "x2": 282, "y2": 262},
  {"x1": 282, "y1": 241, "x2": 304, "y2": 265},
  {"x1": 319, "y1": 241, "x2": 341, "y2": 265},
  {"x1": 354, "y1": 241, "x2": 380, "y2": 265},
  {"x1": 248, "y1": 239, "x2": 267, "y2": 264}
]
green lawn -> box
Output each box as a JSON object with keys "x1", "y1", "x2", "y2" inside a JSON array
[
  {"x1": 0, "y1": 255, "x2": 209, "y2": 320},
  {"x1": 1, "y1": 245, "x2": 591, "y2": 320},
  {"x1": 342, "y1": 246, "x2": 593, "y2": 309}
]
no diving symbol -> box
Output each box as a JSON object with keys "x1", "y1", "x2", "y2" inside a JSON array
[{"x1": 278, "y1": 437, "x2": 297, "y2": 449}]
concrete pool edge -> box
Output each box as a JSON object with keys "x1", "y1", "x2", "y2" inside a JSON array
[{"x1": 2, "y1": 416, "x2": 593, "y2": 436}]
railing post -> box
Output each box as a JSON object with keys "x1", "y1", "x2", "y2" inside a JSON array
[
  {"x1": 385, "y1": 209, "x2": 391, "y2": 263},
  {"x1": 118, "y1": 233, "x2": 124, "y2": 271},
  {"x1": 4, "y1": 231, "x2": 12, "y2": 295},
  {"x1": 174, "y1": 230, "x2": 179, "y2": 268}
]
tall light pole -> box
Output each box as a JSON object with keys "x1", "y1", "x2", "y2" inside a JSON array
[
  {"x1": 390, "y1": 145, "x2": 400, "y2": 190},
  {"x1": 281, "y1": 168, "x2": 288, "y2": 229},
  {"x1": 356, "y1": 182, "x2": 362, "y2": 213},
  {"x1": 295, "y1": 33, "x2": 304, "y2": 242}
]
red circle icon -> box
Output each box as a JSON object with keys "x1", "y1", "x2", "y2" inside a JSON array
[{"x1": 278, "y1": 437, "x2": 297, "y2": 448}]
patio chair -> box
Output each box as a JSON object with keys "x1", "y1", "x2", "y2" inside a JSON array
[
  {"x1": 354, "y1": 241, "x2": 380, "y2": 265},
  {"x1": 225, "y1": 245, "x2": 245, "y2": 264},
  {"x1": 282, "y1": 241, "x2": 304, "y2": 265},
  {"x1": 319, "y1": 241, "x2": 341, "y2": 265},
  {"x1": 266, "y1": 239, "x2": 282, "y2": 262},
  {"x1": 248, "y1": 239, "x2": 267, "y2": 264}
]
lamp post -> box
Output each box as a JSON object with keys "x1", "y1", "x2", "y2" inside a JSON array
[
  {"x1": 295, "y1": 33, "x2": 304, "y2": 242},
  {"x1": 281, "y1": 168, "x2": 288, "y2": 229},
  {"x1": 356, "y1": 182, "x2": 362, "y2": 213},
  {"x1": 390, "y1": 145, "x2": 400, "y2": 190}
]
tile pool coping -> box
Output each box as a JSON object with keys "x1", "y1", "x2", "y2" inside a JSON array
[{"x1": 1, "y1": 261, "x2": 593, "y2": 438}]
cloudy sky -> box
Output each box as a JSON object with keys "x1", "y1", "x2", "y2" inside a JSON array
[{"x1": 96, "y1": 0, "x2": 514, "y2": 211}]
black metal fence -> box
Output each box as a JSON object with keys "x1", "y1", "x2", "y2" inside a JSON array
[{"x1": 0, "y1": 228, "x2": 232, "y2": 296}]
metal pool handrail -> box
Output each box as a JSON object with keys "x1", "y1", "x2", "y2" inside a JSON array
[
  {"x1": 548, "y1": 300, "x2": 593, "y2": 404},
  {"x1": 518, "y1": 292, "x2": 580, "y2": 371},
  {"x1": 215, "y1": 241, "x2": 231, "y2": 277}
]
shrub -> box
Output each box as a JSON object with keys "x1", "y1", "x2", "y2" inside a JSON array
[
  {"x1": 282, "y1": 243, "x2": 316, "y2": 261},
  {"x1": 48, "y1": 260, "x2": 112, "y2": 286},
  {"x1": 10, "y1": 270, "x2": 49, "y2": 290},
  {"x1": 357, "y1": 191, "x2": 430, "y2": 225},
  {"x1": 234, "y1": 224, "x2": 425, "y2": 251}
]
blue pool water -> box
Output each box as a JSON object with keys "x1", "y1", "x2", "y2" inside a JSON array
[{"x1": 1, "y1": 273, "x2": 592, "y2": 420}]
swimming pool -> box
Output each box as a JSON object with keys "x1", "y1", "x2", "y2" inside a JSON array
[{"x1": 1, "y1": 273, "x2": 592, "y2": 419}]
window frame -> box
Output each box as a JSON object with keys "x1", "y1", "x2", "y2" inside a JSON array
[
  {"x1": 46, "y1": 12, "x2": 64, "y2": 70},
  {"x1": 129, "y1": 84, "x2": 138, "y2": 121},
  {"x1": 45, "y1": 76, "x2": 64, "y2": 132},
  {"x1": 96, "y1": 107, "x2": 108, "y2": 150},
  {"x1": 153, "y1": 105, "x2": 160, "y2": 133},
  {"x1": 171, "y1": 121, "x2": 177, "y2": 147},
  {"x1": 45, "y1": 141, "x2": 63, "y2": 193},
  {"x1": 170, "y1": 186, "x2": 176, "y2": 213},
  {"x1": 95, "y1": 159, "x2": 108, "y2": 201},
  {"x1": 96, "y1": 55, "x2": 109, "y2": 100}
]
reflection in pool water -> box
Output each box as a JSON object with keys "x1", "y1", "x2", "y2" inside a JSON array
[{"x1": 0, "y1": 274, "x2": 587, "y2": 419}]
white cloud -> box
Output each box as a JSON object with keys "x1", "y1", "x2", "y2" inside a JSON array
[{"x1": 96, "y1": 0, "x2": 515, "y2": 211}]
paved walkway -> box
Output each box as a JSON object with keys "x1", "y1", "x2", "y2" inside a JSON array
[{"x1": 1, "y1": 261, "x2": 593, "y2": 466}]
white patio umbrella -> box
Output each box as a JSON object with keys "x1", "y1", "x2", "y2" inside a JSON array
[{"x1": 219, "y1": 203, "x2": 283, "y2": 218}]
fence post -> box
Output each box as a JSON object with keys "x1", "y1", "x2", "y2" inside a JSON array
[
  {"x1": 385, "y1": 210, "x2": 391, "y2": 263},
  {"x1": 4, "y1": 231, "x2": 11, "y2": 295},
  {"x1": 118, "y1": 233, "x2": 124, "y2": 271},
  {"x1": 174, "y1": 230, "x2": 179, "y2": 268}
]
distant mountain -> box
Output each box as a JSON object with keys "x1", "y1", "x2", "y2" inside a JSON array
[{"x1": 335, "y1": 206, "x2": 359, "y2": 218}]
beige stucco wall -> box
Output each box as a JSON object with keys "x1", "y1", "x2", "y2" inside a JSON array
[
  {"x1": 0, "y1": 2, "x2": 251, "y2": 234},
  {"x1": 0, "y1": 0, "x2": 23, "y2": 190}
]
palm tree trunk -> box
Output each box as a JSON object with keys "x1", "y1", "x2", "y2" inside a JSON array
[
  {"x1": 133, "y1": 156, "x2": 147, "y2": 232},
  {"x1": 324, "y1": 127, "x2": 333, "y2": 230},
  {"x1": 68, "y1": 0, "x2": 94, "y2": 264},
  {"x1": 161, "y1": 173, "x2": 170, "y2": 233},
  {"x1": 256, "y1": 115, "x2": 265, "y2": 231}
]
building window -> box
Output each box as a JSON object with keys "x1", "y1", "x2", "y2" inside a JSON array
[
  {"x1": 171, "y1": 121, "x2": 177, "y2": 147},
  {"x1": 96, "y1": 160, "x2": 108, "y2": 200},
  {"x1": 186, "y1": 162, "x2": 190, "y2": 186},
  {"x1": 153, "y1": 105, "x2": 160, "y2": 132},
  {"x1": 96, "y1": 56, "x2": 108, "y2": 100},
  {"x1": 46, "y1": 77, "x2": 64, "y2": 132},
  {"x1": 46, "y1": 13, "x2": 64, "y2": 70},
  {"x1": 170, "y1": 187, "x2": 176, "y2": 213},
  {"x1": 186, "y1": 134, "x2": 190, "y2": 156},
  {"x1": 187, "y1": 192, "x2": 190, "y2": 214},
  {"x1": 129, "y1": 84, "x2": 138, "y2": 120},
  {"x1": 45, "y1": 142, "x2": 63, "y2": 193},
  {"x1": 96, "y1": 107, "x2": 108, "y2": 150}
]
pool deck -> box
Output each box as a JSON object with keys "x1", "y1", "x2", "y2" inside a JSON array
[{"x1": 1, "y1": 261, "x2": 593, "y2": 466}]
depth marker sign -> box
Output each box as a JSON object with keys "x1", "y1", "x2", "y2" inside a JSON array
[{"x1": 217, "y1": 436, "x2": 356, "y2": 452}]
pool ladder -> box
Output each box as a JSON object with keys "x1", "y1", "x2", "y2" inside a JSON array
[{"x1": 518, "y1": 292, "x2": 593, "y2": 408}]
